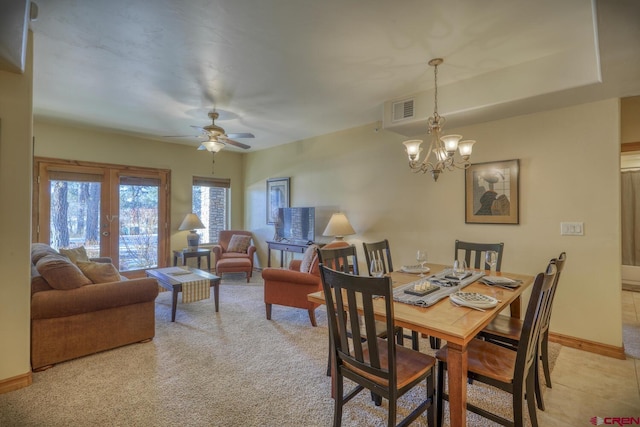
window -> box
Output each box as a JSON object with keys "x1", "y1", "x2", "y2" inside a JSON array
[{"x1": 192, "y1": 176, "x2": 230, "y2": 244}]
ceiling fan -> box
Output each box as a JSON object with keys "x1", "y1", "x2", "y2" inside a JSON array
[{"x1": 193, "y1": 111, "x2": 254, "y2": 151}]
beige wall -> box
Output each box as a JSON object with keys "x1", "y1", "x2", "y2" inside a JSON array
[
  {"x1": 33, "y1": 121, "x2": 246, "y2": 253},
  {"x1": 246, "y1": 99, "x2": 622, "y2": 347},
  {"x1": 0, "y1": 33, "x2": 33, "y2": 380},
  {"x1": 622, "y1": 96, "x2": 640, "y2": 144}
]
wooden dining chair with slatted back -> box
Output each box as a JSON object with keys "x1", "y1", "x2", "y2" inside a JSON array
[
  {"x1": 320, "y1": 265, "x2": 436, "y2": 427},
  {"x1": 480, "y1": 252, "x2": 566, "y2": 411},
  {"x1": 435, "y1": 259, "x2": 558, "y2": 427},
  {"x1": 363, "y1": 240, "x2": 420, "y2": 351},
  {"x1": 318, "y1": 244, "x2": 405, "y2": 383},
  {"x1": 454, "y1": 239, "x2": 505, "y2": 271}
]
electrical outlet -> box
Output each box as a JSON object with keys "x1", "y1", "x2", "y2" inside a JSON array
[{"x1": 560, "y1": 222, "x2": 584, "y2": 236}]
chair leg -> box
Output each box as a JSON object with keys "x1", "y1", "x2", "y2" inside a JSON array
[
  {"x1": 396, "y1": 328, "x2": 405, "y2": 346},
  {"x1": 534, "y1": 348, "x2": 545, "y2": 411},
  {"x1": 436, "y1": 361, "x2": 445, "y2": 427},
  {"x1": 427, "y1": 368, "x2": 435, "y2": 427},
  {"x1": 412, "y1": 331, "x2": 420, "y2": 351},
  {"x1": 541, "y1": 330, "x2": 552, "y2": 388},
  {"x1": 429, "y1": 336, "x2": 441, "y2": 349},
  {"x1": 513, "y1": 373, "x2": 525, "y2": 427},
  {"x1": 388, "y1": 396, "x2": 396, "y2": 427},
  {"x1": 308, "y1": 308, "x2": 317, "y2": 327},
  {"x1": 334, "y1": 371, "x2": 344, "y2": 427},
  {"x1": 526, "y1": 365, "x2": 539, "y2": 427},
  {"x1": 266, "y1": 303, "x2": 272, "y2": 320}
]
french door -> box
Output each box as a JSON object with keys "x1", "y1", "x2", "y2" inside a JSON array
[{"x1": 34, "y1": 158, "x2": 170, "y2": 273}]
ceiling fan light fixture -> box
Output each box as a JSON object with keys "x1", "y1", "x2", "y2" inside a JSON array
[{"x1": 201, "y1": 140, "x2": 225, "y2": 152}]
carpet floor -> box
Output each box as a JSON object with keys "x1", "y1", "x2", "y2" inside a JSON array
[{"x1": 0, "y1": 274, "x2": 559, "y2": 426}]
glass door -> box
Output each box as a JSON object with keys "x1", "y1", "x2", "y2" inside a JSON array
[{"x1": 118, "y1": 176, "x2": 160, "y2": 271}]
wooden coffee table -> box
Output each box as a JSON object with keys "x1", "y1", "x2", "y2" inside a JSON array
[{"x1": 146, "y1": 267, "x2": 221, "y2": 322}]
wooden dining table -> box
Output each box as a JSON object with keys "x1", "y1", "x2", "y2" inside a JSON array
[{"x1": 307, "y1": 263, "x2": 534, "y2": 427}]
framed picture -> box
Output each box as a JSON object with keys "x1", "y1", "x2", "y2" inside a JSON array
[
  {"x1": 465, "y1": 159, "x2": 519, "y2": 224},
  {"x1": 266, "y1": 177, "x2": 290, "y2": 224}
]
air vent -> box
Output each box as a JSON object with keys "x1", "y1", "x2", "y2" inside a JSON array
[{"x1": 392, "y1": 99, "x2": 415, "y2": 122}]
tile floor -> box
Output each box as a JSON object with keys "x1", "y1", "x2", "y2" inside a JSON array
[{"x1": 535, "y1": 290, "x2": 640, "y2": 426}]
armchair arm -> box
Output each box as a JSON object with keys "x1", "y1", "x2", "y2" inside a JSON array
[
  {"x1": 261, "y1": 267, "x2": 321, "y2": 286},
  {"x1": 211, "y1": 245, "x2": 224, "y2": 260},
  {"x1": 247, "y1": 245, "x2": 256, "y2": 259}
]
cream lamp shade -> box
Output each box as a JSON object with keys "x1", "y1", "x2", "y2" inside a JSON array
[
  {"x1": 322, "y1": 212, "x2": 355, "y2": 242},
  {"x1": 178, "y1": 213, "x2": 205, "y2": 251}
]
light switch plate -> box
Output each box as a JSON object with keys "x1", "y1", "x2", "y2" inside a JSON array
[{"x1": 560, "y1": 222, "x2": 584, "y2": 236}]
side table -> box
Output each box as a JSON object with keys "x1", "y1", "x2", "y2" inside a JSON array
[{"x1": 173, "y1": 248, "x2": 211, "y2": 270}]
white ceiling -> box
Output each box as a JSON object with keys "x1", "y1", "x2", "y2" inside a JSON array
[{"x1": 28, "y1": 0, "x2": 640, "y2": 152}]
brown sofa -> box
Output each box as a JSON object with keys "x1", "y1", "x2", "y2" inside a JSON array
[{"x1": 30, "y1": 243, "x2": 159, "y2": 371}]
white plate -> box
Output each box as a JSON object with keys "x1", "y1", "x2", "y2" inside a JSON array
[
  {"x1": 400, "y1": 265, "x2": 430, "y2": 274},
  {"x1": 450, "y1": 292, "x2": 498, "y2": 309}
]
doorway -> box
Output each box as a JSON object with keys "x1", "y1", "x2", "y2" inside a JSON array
[{"x1": 34, "y1": 158, "x2": 170, "y2": 273}]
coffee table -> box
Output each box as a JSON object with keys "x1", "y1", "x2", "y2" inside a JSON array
[{"x1": 146, "y1": 267, "x2": 221, "y2": 322}]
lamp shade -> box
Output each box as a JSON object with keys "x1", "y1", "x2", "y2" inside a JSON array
[
  {"x1": 322, "y1": 212, "x2": 355, "y2": 241},
  {"x1": 178, "y1": 213, "x2": 205, "y2": 251},
  {"x1": 178, "y1": 213, "x2": 205, "y2": 231}
]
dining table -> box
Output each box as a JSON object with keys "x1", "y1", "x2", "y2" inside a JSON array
[{"x1": 307, "y1": 263, "x2": 534, "y2": 427}]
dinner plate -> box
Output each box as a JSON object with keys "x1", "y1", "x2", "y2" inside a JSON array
[
  {"x1": 450, "y1": 292, "x2": 498, "y2": 309},
  {"x1": 400, "y1": 265, "x2": 430, "y2": 274}
]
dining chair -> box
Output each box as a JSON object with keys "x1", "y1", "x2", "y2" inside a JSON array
[
  {"x1": 319, "y1": 265, "x2": 436, "y2": 427},
  {"x1": 454, "y1": 239, "x2": 505, "y2": 271},
  {"x1": 480, "y1": 252, "x2": 567, "y2": 411},
  {"x1": 363, "y1": 240, "x2": 420, "y2": 351},
  {"x1": 435, "y1": 258, "x2": 558, "y2": 427},
  {"x1": 318, "y1": 244, "x2": 406, "y2": 378}
]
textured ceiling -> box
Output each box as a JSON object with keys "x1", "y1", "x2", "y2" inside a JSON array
[{"x1": 29, "y1": 0, "x2": 640, "y2": 152}]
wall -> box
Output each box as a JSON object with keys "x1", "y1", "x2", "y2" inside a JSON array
[
  {"x1": 0, "y1": 32, "x2": 33, "y2": 384},
  {"x1": 622, "y1": 96, "x2": 640, "y2": 144},
  {"x1": 33, "y1": 121, "x2": 245, "y2": 253},
  {"x1": 245, "y1": 99, "x2": 622, "y2": 347}
]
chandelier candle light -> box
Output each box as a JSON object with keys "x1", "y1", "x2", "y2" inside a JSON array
[{"x1": 403, "y1": 58, "x2": 476, "y2": 181}]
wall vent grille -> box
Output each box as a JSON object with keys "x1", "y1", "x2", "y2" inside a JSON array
[{"x1": 392, "y1": 99, "x2": 415, "y2": 122}]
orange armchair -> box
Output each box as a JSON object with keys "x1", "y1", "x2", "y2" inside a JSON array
[
  {"x1": 263, "y1": 241, "x2": 347, "y2": 326},
  {"x1": 212, "y1": 230, "x2": 256, "y2": 276}
]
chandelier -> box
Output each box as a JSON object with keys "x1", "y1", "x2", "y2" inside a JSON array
[{"x1": 402, "y1": 58, "x2": 475, "y2": 181}]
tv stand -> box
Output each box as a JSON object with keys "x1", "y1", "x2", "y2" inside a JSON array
[{"x1": 267, "y1": 240, "x2": 315, "y2": 267}]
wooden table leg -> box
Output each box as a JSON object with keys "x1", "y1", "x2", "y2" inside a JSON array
[
  {"x1": 447, "y1": 342, "x2": 468, "y2": 427},
  {"x1": 171, "y1": 288, "x2": 179, "y2": 322},
  {"x1": 212, "y1": 280, "x2": 219, "y2": 312},
  {"x1": 510, "y1": 297, "x2": 521, "y2": 318}
]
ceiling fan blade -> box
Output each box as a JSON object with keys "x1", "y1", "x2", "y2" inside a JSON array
[
  {"x1": 197, "y1": 144, "x2": 207, "y2": 150},
  {"x1": 226, "y1": 132, "x2": 255, "y2": 139},
  {"x1": 190, "y1": 125, "x2": 208, "y2": 133},
  {"x1": 223, "y1": 138, "x2": 251, "y2": 150},
  {"x1": 163, "y1": 134, "x2": 199, "y2": 138}
]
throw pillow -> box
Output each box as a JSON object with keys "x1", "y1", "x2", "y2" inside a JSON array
[
  {"x1": 299, "y1": 244, "x2": 319, "y2": 273},
  {"x1": 35, "y1": 255, "x2": 92, "y2": 290},
  {"x1": 59, "y1": 246, "x2": 90, "y2": 264},
  {"x1": 227, "y1": 234, "x2": 252, "y2": 253},
  {"x1": 77, "y1": 261, "x2": 121, "y2": 284}
]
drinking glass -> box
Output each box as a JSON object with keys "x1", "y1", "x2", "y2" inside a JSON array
[
  {"x1": 453, "y1": 259, "x2": 467, "y2": 279},
  {"x1": 370, "y1": 258, "x2": 384, "y2": 278},
  {"x1": 416, "y1": 250, "x2": 427, "y2": 277},
  {"x1": 485, "y1": 251, "x2": 498, "y2": 275}
]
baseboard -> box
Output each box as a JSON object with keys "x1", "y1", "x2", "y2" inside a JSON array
[
  {"x1": 0, "y1": 371, "x2": 32, "y2": 394},
  {"x1": 623, "y1": 283, "x2": 640, "y2": 292},
  {"x1": 549, "y1": 332, "x2": 626, "y2": 360}
]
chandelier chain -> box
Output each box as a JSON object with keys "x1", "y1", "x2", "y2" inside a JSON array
[{"x1": 433, "y1": 62, "x2": 438, "y2": 116}]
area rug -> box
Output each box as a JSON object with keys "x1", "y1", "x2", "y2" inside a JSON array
[{"x1": 0, "y1": 274, "x2": 559, "y2": 426}]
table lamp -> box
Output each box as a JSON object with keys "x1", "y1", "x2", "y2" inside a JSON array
[
  {"x1": 322, "y1": 212, "x2": 355, "y2": 243},
  {"x1": 179, "y1": 213, "x2": 205, "y2": 251}
]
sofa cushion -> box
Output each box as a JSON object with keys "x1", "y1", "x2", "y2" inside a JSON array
[
  {"x1": 31, "y1": 264, "x2": 53, "y2": 294},
  {"x1": 31, "y1": 243, "x2": 60, "y2": 264},
  {"x1": 77, "y1": 261, "x2": 121, "y2": 284},
  {"x1": 299, "y1": 244, "x2": 319, "y2": 273},
  {"x1": 36, "y1": 254, "x2": 92, "y2": 290},
  {"x1": 227, "y1": 234, "x2": 252, "y2": 253},
  {"x1": 59, "y1": 246, "x2": 90, "y2": 264}
]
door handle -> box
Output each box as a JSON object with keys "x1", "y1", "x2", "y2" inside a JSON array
[{"x1": 102, "y1": 231, "x2": 110, "y2": 236}]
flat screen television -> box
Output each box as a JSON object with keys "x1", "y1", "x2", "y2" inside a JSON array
[{"x1": 275, "y1": 207, "x2": 315, "y2": 242}]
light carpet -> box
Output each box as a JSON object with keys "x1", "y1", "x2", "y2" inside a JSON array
[{"x1": 0, "y1": 274, "x2": 559, "y2": 427}]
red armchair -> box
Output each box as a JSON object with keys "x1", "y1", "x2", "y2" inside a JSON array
[
  {"x1": 212, "y1": 230, "x2": 256, "y2": 277},
  {"x1": 262, "y1": 241, "x2": 347, "y2": 326}
]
